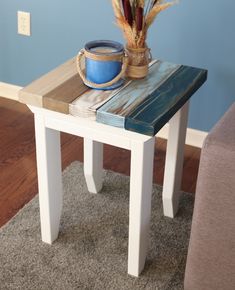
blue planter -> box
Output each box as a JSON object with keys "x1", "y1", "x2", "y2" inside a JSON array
[{"x1": 84, "y1": 40, "x2": 125, "y2": 90}]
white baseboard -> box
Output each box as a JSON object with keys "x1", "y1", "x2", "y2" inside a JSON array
[
  {"x1": 0, "y1": 82, "x2": 22, "y2": 101},
  {"x1": 156, "y1": 123, "x2": 208, "y2": 148}
]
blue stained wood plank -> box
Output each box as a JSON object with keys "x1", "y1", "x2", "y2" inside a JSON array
[
  {"x1": 125, "y1": 66, "x2": 208, "y2": 136},
  {"x1": 96, "y1": 60, "x2": 181, "y2": 128}
]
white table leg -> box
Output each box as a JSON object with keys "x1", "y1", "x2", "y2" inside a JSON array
[
  {"x1": 84, "y1": 138, "x2": 103, "y2": 193},
  {"x1": 34, "y1": 114, "x2": 63, "y2": 244},
  {"x1": 128, "y1": 137, "x2": 155, "y2": 277},
  {"x1": 162, "y1": 101, "x2": 189, "y2": 218}
]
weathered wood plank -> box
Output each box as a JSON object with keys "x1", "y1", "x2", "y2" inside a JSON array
[
  {"x1": 69, "y1": 79, "x2": 132, "y2": 119},
  {"x1": 0, "y1": 82, "x2": 22, "y2": 101},
  {"x1": 19, "y1": 57, "x2": 87, "y2": 112},
  {"x1": 69, "y1": 61, "x2": 159, "y2": 118},
  {"x1": 96, "y1": 61, "x2": 181, "y2": 128},
  {"x1": 125, "y1": 66, "x2": 208, "y2": 136},
  {"x1": 43, "y1": 75, "x2": 88, "y2": 114}
]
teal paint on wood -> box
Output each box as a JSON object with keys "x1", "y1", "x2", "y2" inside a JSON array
[
  {"x1": 125, "y1": 66, "x2": 207, "y2": 136},
  {"x1": 96, "y1": 60, "x2": 181, "y2": 128}
]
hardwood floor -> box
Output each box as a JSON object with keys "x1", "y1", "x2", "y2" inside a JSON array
[{"x1": 0, "y1": 97, "x2": 201, "y2": 228}]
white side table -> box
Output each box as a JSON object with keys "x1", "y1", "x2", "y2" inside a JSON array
[
  {"x1": 29, "y1": 101, "x2": 189, "y2": 277},
  {"x1": 19, "y1": 57, "x2": 207, "y2": 277}
]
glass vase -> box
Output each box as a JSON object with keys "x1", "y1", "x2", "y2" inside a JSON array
[{"x1": 125, "y1": 46, "x2": 152, "y2": 79}]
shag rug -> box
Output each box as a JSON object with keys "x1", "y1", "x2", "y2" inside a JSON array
[{"x1": 0, "y1": 161, "x2": 194, "y2": 290}]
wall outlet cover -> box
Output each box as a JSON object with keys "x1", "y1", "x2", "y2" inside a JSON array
[{"x1": 18, "y1": 11, "x2": 31, "y2": 36}]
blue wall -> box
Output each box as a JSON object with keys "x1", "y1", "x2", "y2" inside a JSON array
[{"x1": 0, "y1": 0, "x2": 235, "y2": 131}]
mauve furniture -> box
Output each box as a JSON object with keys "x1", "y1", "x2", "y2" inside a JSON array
[{"x1": 184, "y1": 102, "x2": 235, "y2": 290}]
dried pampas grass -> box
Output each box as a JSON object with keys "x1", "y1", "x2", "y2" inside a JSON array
[
  {"x1": 111, "y1": 0, "x2": 178, "y2": 48},
  {"x1": 145, "y1": 2, "x2": 174, "y2": 29}
]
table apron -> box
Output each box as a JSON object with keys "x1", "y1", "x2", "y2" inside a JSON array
[
  {"x1": 45, "y1": 115, "x2": 135, "y2": 150},
  {"x1": 29, "y1": 106, "x2": 152, "y2": 151}
]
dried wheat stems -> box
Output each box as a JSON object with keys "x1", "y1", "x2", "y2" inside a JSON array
[{"x1": 112, "y1": 0, "x2": 177, "y2": 48}]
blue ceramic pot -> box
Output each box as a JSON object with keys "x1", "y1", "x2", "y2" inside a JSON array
[{"x1": 84, "y1": 40, "x2": 125, "y2": 90}]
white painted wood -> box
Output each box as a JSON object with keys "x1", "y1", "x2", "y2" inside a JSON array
[
  {"x1": 84, "y1": 138, "x2": 103, "y2": 193},
  {"x1": 0, "y1": 82, "x2": 22, "y2": 101},
  {"x1": 31, "y1": 105, "x2": 154, "y2": 276},
  {"x1": 157, "y1": 123, "x2": 208, "y2": 148},
  {"x1": 128, "y1": 137, "x2": 155, "y2": 277},
  {"x1": 30, "y1": 103, "x2": 194, "y2": 275},
  {"x1": 162, "y1": 101, "x2": 189, "y2": 218},
  {"x1": 29, "y1": 106, "x2": 151, "y2": 150},
  {"x1": 69, "y1": 80, "x2": 132, "y2": 119},
  {"x1": 185, "y1": 127, "x2": 208, "y2": 148},
  {"x1": 34, "y1": 114, "x2": 63, "y2": 244}
]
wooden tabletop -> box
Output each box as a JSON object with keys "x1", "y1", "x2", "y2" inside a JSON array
[{"x1": 19, "y1": 57, "x2": 207, "y2": 136}]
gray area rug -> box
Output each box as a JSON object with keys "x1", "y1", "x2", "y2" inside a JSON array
[{"x1": 0, "y1": 161, "x2": 194, "y2": 290}]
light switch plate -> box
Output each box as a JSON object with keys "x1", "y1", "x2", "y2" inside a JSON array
[{"x1": 18, "y1": 11, "x2": 31, "y2": 36}]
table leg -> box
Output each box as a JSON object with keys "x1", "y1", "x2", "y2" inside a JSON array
[
  {"x1": 84, "y1": 138, "x2": 103, "y2": 193},
  {"x1": 34, "y1": 114, "x2": 63, "y2": 244},
  {"x1": 128, "y1": 137, "x2": 155, "y2": 277},
  {"x1": 162, "y1": 101, "x2": 189, "y2": 218}
]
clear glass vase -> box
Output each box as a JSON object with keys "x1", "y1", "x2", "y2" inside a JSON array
[{"x1": 125, "y1": 46, "x2": 152, "y2": 79}]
